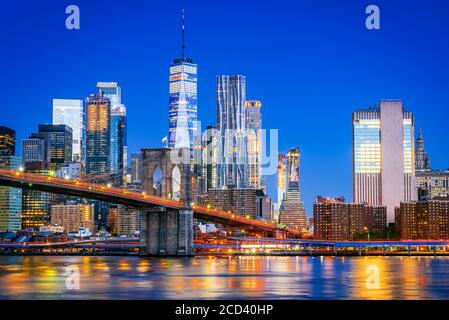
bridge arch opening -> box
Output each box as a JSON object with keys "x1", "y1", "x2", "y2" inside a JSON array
[
  {"x1": 171, "y1": 165, "x2": 181, "y2": 201},
  {"x1": 152, "y1": 167, "x2": 163, "y2": 197}
]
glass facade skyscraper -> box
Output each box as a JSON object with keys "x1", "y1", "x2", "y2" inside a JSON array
[
  {"x1": 0, "y1": 156, "x2": 22, "y2": 231},
  {"x1": 97, "y1": 82, "x2": 127, "y2": 182},
  {"x1": 216, "y1": 75, "x2": 248, "y2": 189},
  {"x1": 168, "y1": 12, "x2": 198, "y2": 149},
  {"x1": 168, "y1": 59, "x2": 198, "y2": 149},
  {"x1": 52, "y1": 99, "x2": 84, "y2": 163},
  {"x1": 0, "y1": 126, "x2": 15, "y2": 157},
  {"x1": 38, "y1": 124, "x2": 73, "y2": 171},
  {"x1": 22, "y1": 161, "x2": 50, "y2": 229},
  {"x1": 86, "y1": 91, "x2": 111, "y2": 176},
  {"x1": 353, "y1": 100, "x2": 415, "y2": 223}
]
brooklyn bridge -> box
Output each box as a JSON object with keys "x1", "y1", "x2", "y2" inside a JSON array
[{"x1": 0, "y1": 149, "x2": 301, "y2": 256}]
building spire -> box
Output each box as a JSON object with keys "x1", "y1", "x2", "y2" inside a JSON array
[{"x1": 181, "y1": 9, "x2": 185, "y2": 59}]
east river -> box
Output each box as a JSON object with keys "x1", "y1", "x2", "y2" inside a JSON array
[{"x1": 0, "y1": 255, "x2": 448, "y2": 299}]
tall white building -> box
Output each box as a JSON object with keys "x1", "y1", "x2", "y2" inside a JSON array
[
  {"x1": 353, "y1": 100, "x2": 415, "y2": 223},
  {"x1": 216, "y1": 75, "x2": 248, "y2": 188},
  {"x1": 52, "y1": 99, "x2": 84, "y2": 163},
  {"x1": 245, "y1": 100, "x2": 262, "y2": 189}
]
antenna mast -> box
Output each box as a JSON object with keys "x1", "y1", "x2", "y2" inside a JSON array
[{"x1": 181, "y1": 9, "x2": 185, "y2": 59}]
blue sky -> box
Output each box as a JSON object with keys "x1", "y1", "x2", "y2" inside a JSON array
[{"x1": 1, "y1": 0, "x2": 449, "y2": 215}]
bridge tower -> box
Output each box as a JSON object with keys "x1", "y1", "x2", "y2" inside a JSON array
[{"x1": 139, "y1": 148, "x2": 194, "y2": 256}]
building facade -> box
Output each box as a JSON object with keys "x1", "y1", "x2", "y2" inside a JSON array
[
  {"x1": 415, "y1": 129, "x2": 431, "y2": 173},
  {"x1": 85, "y1": 91, "x2": 111, "y2": 176},
  {"x1": 0, "y1": 126, "x2": 15, "y2": 157},
  {"x1": 0, "y1": 156, "x2": 22, "y2": 231},
  {"x1": 279, "y1": 148, "x2": 307, "y2": 230},
  {"x1": 216, "y1": 75, "x2": 248, "y2": 188},
  {"x1": 97, "y1": 82, "x2": 127, "y2": 183},
  {"x1": 22, "y1": 161, "x2": 50, "y2": 229},
  {"x1": 205, "y1": 187, "x2": 257, "y2": 219},
  {"x1": 245, "y1": 100, "x2": 262, "y2": 189},
  {"x1": 51, "y1": 203, "x2": 94, "y2": 234},
  {"x1": 107, "y1": 205, "x2": 140, "y2": 237},
  {"x1": 353, "y1": 100, "x2": 415, "y2": 223},
  {"x1": 396, "y1": 200, "x2": 449, "y2": 240},
  {"x1": 52, "y1": 99, "x2": 84, "y2": 163},
  {"x1": 22, "y1": 133, "x2": 48, "y2": 164},
  {"x1": 168, "y1": 13, "x2": 197, "y2": 149},
  {"x1": 416, "y1": 170, "x2": 449, "y2": 201},
  {"x1": 38, "y1": 124, "x2": 73, "y2": 171},
  {"x1": 313, "y1": 196, "x2": 387, "y2": 240}
]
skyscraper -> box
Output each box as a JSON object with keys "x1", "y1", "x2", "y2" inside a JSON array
[
  {"x1": 277, "y1": 153, "x2": 287, "y2": 202},
  {"x1": 96, "y1": 82, "x2": 127, "y2": 182},
  {"x1": 0, "y1": 126, "x2": 15, "y2": 157},
  {"x1": 415, "y1": 128, "x2": 431, "y2": 173},
  {"x1": 22, "y1": 133, "x2": 49, "y2": 164},
  {"x1": 216, "y1": 75, "x2": 248, "y2": 188},
  {"x1": 0, "y1": 156, "x2": 22, "y2": 231},
  {"x1": 38, "y1": 124, "x2": 73, "y2": 171},
  {"x1": 168, "y1": 11, "x2": 198, "y2": 149},
  {"x1": 52, "y1": 99, "x2": 84, "y2": 163},
  {"x1": 353, "y1": 100, "x2": 415, "y2": 223},
  {"x1": 22, "y1": 161, "x2": 50, "y2": 229},
  {"x1": 279, "y1": 148, "x2": 307, "y2": 230},
  {"x1": 245, "y1": 100, "x2": 262, "y2": 189},
  {"x1": 85, "y1": 91, "x2": 111, "y2": 176}
]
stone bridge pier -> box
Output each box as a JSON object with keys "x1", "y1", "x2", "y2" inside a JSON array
[{"x1": 139, "y1": 148, "x2": 194, "y2": 256}]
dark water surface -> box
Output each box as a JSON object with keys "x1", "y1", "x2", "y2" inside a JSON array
[{"x1": 0, "y1": 255, "x2": 448, "y2": 299}]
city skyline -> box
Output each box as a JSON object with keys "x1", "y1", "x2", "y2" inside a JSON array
[{"x1": 1, "y1": 1, "x2": 449, "y2": 216}]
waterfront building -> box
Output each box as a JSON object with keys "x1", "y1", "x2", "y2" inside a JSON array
[
  {"x1": 0, "y1": 126, "x2": 15, "y2": 157},
  {"x1": 107, "y1": 205, "x2": 140, "y2": 237},
  {"x1": 168, "y1": 11, "x2": 198, "y2": 149},
  {"x1": 97, "y1": 82, "x2": 127, "y2": 184},
  {"x1": 216, "y1": 75, "x2": 248, "y2": 188},
  {"x1": 313, "y1": 196, "x2": 387, "y2": 240},
  {"x1": 279, "y1": 148, "x2": 307, "y2": 230},
  {"x1": 353, "y1": 100, "x2": 415, "y2": 223},
  {"x1": 396, "y1": 199, "x2": 449, "y2": 239},
  {"x1": 52, "y1": 99, "x2": 84, "y2": 163},
  {"x1": 22, "y1": 161, "x2": 50, "y2": 229},
  {"x1": 245, "y1": 100, "x2": 262, "y2": 189},
  {"x1": 85, "y1": 91, "x2": 111, "y2": 176},
  {"x1": 51, "y1": 203, "x2": 94, "y2": 234},
  {"x1": 38, "y1": 124, "x2": 73, "y2": 171},
  {"x1": 0, "y1": 156, "x2": 22, "y2": 231}
]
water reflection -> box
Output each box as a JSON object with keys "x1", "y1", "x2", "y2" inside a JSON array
[{"x1": 0, "y1": 256, "x2": 448, "y2": 299}]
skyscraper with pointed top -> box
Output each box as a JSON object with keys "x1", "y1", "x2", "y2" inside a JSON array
[
  {"x1": 168, "y1": 10, "x2": 198, "y2": 149},
  {"x1": 415, "y1": 128, "x2": 431, "y2": 173}
]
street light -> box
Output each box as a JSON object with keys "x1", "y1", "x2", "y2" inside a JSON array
[{"x1": 364, "y1": 226, "x2": 370, "y2": 241}]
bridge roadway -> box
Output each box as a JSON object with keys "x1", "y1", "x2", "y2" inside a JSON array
[{"x1": 0, "y1": 169, "x2": 301, "y2": 237}]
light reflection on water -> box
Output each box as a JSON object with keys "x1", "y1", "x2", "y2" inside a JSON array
[{"x1": 0, "y1": 255, "x2": 448, "y2": 300}]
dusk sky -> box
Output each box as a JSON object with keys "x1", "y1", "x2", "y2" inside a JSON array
[{"x1": 1, "y1": 0, "x2": 449, "y2": 215}]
